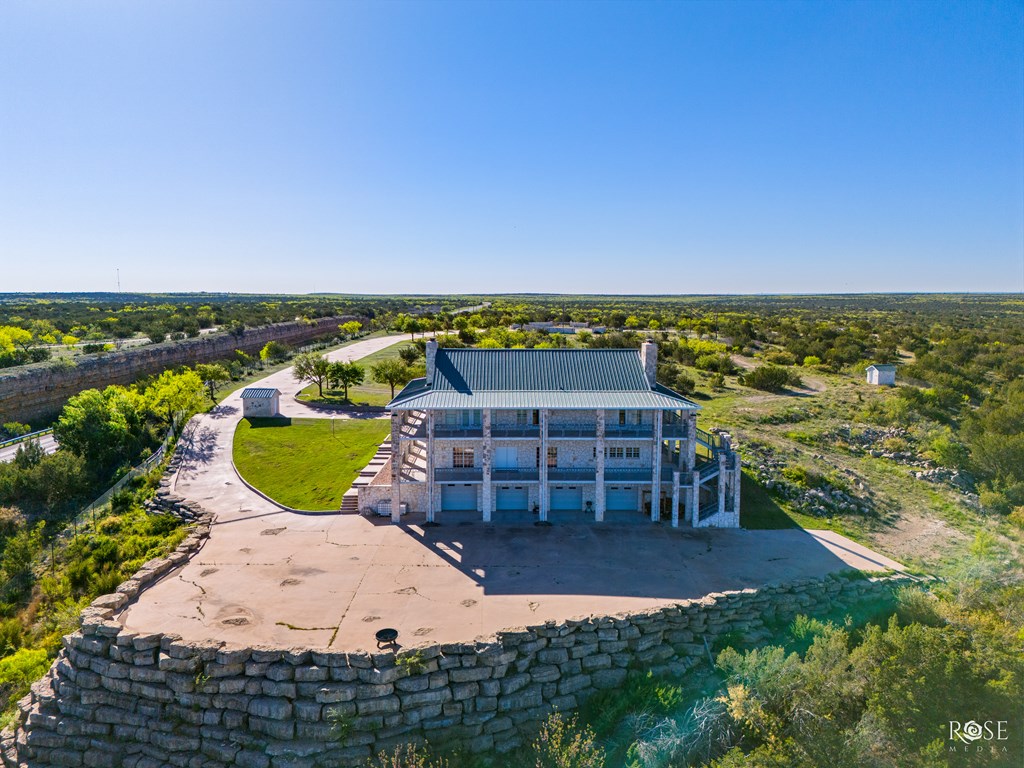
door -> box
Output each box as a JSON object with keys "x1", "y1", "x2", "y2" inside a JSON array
[
  {"x1": 495, "y1": 447, "x2": 518, "y2": 470},
  {"x1": 550, "y1": 486, "x2": 583, "y2": 511},
  {"x1": 606, "y1": 486, "x2": 637, "y2": 511},
  {"x1": 441, "y1": 484, "x2": 477, "y2": 511},
  {"x1": 496, "y1": 486, "x2": 528, "y2": 511}
]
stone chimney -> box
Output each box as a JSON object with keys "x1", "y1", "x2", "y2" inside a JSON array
[
  {"x1": 641, "y1": 339, "x2": 657, "y2": 388},
  {"x1": 425, "y1": 339, "x2": 438, "y2": 386}
]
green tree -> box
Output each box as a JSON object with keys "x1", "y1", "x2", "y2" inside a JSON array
[
  {"x1": 53, "y1": 386, "x2": 148, "y2": 471},
  {"x1": 371, "y1": 359, "x2": 413, "y2": 398},
  {"x1": 145, "y1": 369, "x2": 205, "y2": 429},
  {"x1": 339, "y1": 320, "x2": 362, "y2": 337},
  {"x1": 328, "y1": 361, "x2": 365, "y2": 401},
  {"x1": 292, "y1": 353, "x2": 332, "y2": 397},
  {"x1": 260, "y1": 340, "x2": 289, "y2": 363},
  {"x1": 195, "y1": 363, "x2": 230, "y2": 401}
]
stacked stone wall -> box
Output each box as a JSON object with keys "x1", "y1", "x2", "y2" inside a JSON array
[
  {"x1": 1, "y1": 568, "x2": 911, "y2": 767},
  {"x1": 0, "y1": 316, "x2": 358, "y2": 424}
]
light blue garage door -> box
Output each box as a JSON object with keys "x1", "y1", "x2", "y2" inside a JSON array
[
  {"x1": 606, "y1": 486, "x2": 637, "y2": 511},
  {"x1": 496, "y1": 486, "x2": 529, "y2": 511},
  {"x1": 550, "y1": 486, "x2": 583, "y2": 511},
  {"x1": 442, "y1": 484, "x2": 477, "y2": 511}
]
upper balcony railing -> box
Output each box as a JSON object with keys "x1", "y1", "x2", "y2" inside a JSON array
[
  {"x1": 434, "y1": 425, "x2": 484, "y2": 438},
  {"x1": 491, "y1": 424, "x2": 540, "y2": 438},
  {"x1": 662, "y1": 419, "x2": 689, "y2": 438},
  {"x1": 548, "y1": 467, "x2": 596, "y2": 481},
  {"x1": 492, "y1": 468, "x2": 540, "y2": 482},
  {"x1": 605, "y1": 424, "x2": 654, "y2": 439},
  {"x1": 548, "y1": 424, "x2": 597, "y2": 439},
  {"x1": 434, "y1": 467, "x2": 483, "y2": 481}
]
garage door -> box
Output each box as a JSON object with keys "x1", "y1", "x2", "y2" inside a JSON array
[
  {"x1": 442, "y1": 484, "x2": 477, "y2": 511},
  {"x1": 606, "y1": 486, "x2": 637, "y2": 511},
  {"x1": 550, "y1": 486, "x2": 583, "y2": 511},
  {"x1": 496, "y1": 486, "x2": 529, "y2": 511}
]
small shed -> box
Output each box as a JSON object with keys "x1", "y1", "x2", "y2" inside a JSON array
[
  {"x1": 241, "y1": 387, "x2": 281, "y2": 417},
  {"x1": 866, "y1": 364, "x2": 897, "y2": 387}
]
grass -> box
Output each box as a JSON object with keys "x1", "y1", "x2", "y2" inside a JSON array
[
  {"x1": 232, "y1": 417, "x2": 390, "y2": 510},
  {"x1": 296, "y1": 340, "x2": 417, "y2": 408}
]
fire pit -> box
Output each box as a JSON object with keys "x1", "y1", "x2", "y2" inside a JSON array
[{"x1": 375, "y1": 627, "x2": 399, "y2": 648}]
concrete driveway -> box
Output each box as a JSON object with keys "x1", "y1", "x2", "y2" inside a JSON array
[{"x1": 118, "y1": 331, "x2": 905, "y2": 652}]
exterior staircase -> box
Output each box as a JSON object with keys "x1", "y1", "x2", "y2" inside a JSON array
[{"x1": 340, "y1": 438, "x2": 392, "y2": 513}]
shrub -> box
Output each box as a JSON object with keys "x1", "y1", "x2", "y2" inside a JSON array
[
  {"x1": 802, "y1": 356, "x2": 822, "y2": 367},
  {"x1": 762, "y1": 350, "x2": 796, "y2": 366},
  {"x1": 742, "y1": 365, "x2": 800, "y2": 392},
  {"x1": 533, "y1": 712, "x2": 605, "y2": 768},
  {"x1": 366, "y1": 743, "x2": 447, "y2": 767}
]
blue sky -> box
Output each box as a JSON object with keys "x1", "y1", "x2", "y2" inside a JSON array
[{"x1": 1, "y1": 0, "x2": 1022, "y2": 294}]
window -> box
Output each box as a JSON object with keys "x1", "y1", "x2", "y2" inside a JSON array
[
  {"x1": 626, "y1": 447, "x2": 641, "y2": 459},
  {"x1": 606, "y1": 447, "x2": 624, "y2": 459},
  {"x1": 618, "y1": 410, "x2": 626, "y2": 426},
  {"x1": 532, "y1": 409, "x2": 540, "y2": 425},
  {"x1": 547, "y1": 447, "x2": 558, "y2": 467},
  {"x1": 635, "y1": 411, "x2": 643, "y2": 425},
  {"x1": 516, "y1": 410, "x2": 529, "y2": 425},
  {"x1": 453, "y1": 448, "x2": 475, "y2": 468}
]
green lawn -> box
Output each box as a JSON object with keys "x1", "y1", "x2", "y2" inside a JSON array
[
  {"x1": 232, "y1": 417, "x2": 390, "y2": 511},
  {"x1": 296, "y1": 340, "x2": 418, "y2": 407}
]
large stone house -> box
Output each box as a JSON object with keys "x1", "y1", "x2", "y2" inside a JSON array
[{"x1": 359, "y1": 340, "x2": 741, "y2": 527}]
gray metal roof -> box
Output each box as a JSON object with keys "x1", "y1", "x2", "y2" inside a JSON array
[
  {"x1": 240, "y1": 387, "x2": 280, "y2": 399},
  {"x1": 389, "y1": 348, "x2": 698, "y2": 411},
  {"x1": 866, "y1": 364, "x2": 897, "y2": 371}
]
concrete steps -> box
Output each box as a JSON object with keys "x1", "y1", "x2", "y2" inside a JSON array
[{"x1": 340, "y1": 439, "x2": 392, "y2": 513}]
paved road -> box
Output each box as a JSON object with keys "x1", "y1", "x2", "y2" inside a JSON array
[
  {"x1": 119, "y1": 332, "x2": 905, "y2": 650},
  {"x1": 0, "y1": 433, "x2": 58, "y2": 464}
]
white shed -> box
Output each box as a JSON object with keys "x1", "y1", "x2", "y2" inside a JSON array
[
  {"x1": 241, "y1": 387, "x2": 281, "y2": 417},
  {"x1": 866, "y1": 364, "x2": 897, "y2": 387}
]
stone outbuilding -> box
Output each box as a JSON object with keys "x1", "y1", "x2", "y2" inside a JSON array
[
  {"x1": 866, "y1": 364, "x2": 897, "y2": 387},
  {"x1": 240, "y1": 387, "x2": 280, "y2": 417}
]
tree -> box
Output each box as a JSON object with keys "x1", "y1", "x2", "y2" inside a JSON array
[
  {"x1": 292, "y1": 353, "x2": 332, "y2": 397},
  {"x1": 260, "y1": 341, "x2": 289, "y2": 363},
  {"x1": 145, "y1": 369, "x2": 205, "y2": 429},
  {"x1": 339, "y1": 321, "x2": 362, "y2": 338},
  {"x1": 146, "y1": 326, "x2": 166, "y2": 344},
  {"x1": 54, "y1": 386, "x2": 149, "y2": 471},
  {"x1": 398, "y1": 345, "x2": 421, "y2": 365},
  {"x1": 329, "y1": 361, "x2": 365, "y2": 401},
  {"x1": 195, "y1": 363, "x2": 230, "y2": 401},
  {"x1": 371, "y1": 359, "x2": 413, "y2": 398}
]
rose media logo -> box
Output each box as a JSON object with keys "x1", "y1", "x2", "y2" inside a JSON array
[{"x1": 948, "y1": 720, "x2": 1009, "y2": 754}]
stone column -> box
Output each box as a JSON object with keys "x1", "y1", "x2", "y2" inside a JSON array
[
  {"x1": 481, "y1": 409, "x2": 492, "y2": 522},
  {"x1": 539, "y1": 408, "x2": 549, "y2": 522},
  {"x1": 690, "y1": 469, "x2": 701, "y2": 526},
  {"x1": 390, "y1": 412, "x2": 402, "y2": 524},
  {"x1": 732, "y1": 460, "x2": 742, "y2": 519},
  {"x1": 687, "y1": 413, "x2": 697, "y2": 472},
  {"x1": 426, "y1": 411, "x2": 436, "y2": 523},
  {"x1": 595, "y1": 410, "x2": 606, "y2": 522},
  {"x1": 671, "y1": 470, "x2": 680, "y2": 528},
  {"x1": 717, "y1": 452, "x2": 727, "y2": 517},
  {"x1": 650, "y1": 410, "x2": 663, "y2": 522}
]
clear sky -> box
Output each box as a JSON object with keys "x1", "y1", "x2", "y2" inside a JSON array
[{"x1": 1, "y1": 0, "x2": 1022, "y2": 295}]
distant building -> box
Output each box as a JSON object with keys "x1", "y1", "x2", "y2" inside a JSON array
[
  {"x1": 865, "y1": 364, "x2": 897, "y2": 387},
  {"x1": 241, "y1": 387, "x2": 281, "y2": 417}
]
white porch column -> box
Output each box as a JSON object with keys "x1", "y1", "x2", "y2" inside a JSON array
[
  {"x1": 481, "y1": 409, "x2": 492, "y2": 522},
  {"x1": 539, "y1": 408, "x2": 549, "y2": 522},
  {"x1": 671, "y1": 470, "x2": 680, "y2": 528},
  {"x1": 718, "y1": 452, "x2": 727, "y2": 517},
  {"x1": 650, "y1": 410, "x2": 663, "y2": 522},
  {"x1": 733, "y1": 460, "x2": 742, "y2": 518},
  {"x1": 390, "y1": 412, "x2": 402, "y2": 524},
  {"x1": 595, "y1": 410, "x2": 606, "y2": 522},
  {"x1": 426, "y1": 411, "x2": 436, "y2": 523},
  {"x1": 686, "y1": 414, "x2": 697, "y2": 472}
]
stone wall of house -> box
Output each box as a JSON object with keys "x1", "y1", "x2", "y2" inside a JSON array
[
  {"x1": 0, "y1": 316, "x2": 358, "y2": 424},
  {"x1": 0, "y1": 567, "x2": 911, "y2": 767}
]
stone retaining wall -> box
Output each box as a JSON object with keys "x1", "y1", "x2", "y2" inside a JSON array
[
  {"x1": 0, "y1": 567, "x2": 910, "y2": 767},
  {"x1": 0, "y1": 316, "x2": 357, "y2": 424}
]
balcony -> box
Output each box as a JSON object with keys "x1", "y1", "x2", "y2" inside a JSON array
[
  {"x1": 491, "y1": 424, "x2": 540, "y2": 438},
  {"x1": 548, "y1": 424, "x2": 597, "y2": 439},
  {"x1": 434, "y1": 467, "x2": 483, "y2": 481},
  {"x1": 434, "y1": 425, "x2": 483, "y2": 438},
  {"x1": 548, "y1": 467, "x2": 596, "y2": 482},
  {"x1": 492, "y1": 468, "x2": 540, "y2": 482},
  {"x1": 605, "y1": 424, "x2": 653, "y2": 439},
  {"x1": 663, "y1": 420, "x2": 689, "y2": 438}
]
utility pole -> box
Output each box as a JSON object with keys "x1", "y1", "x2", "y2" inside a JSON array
[{"x1": 116, "y1": 268, "x2": 121, "y2": 293}]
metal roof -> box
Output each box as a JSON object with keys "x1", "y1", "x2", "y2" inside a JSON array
[
  {"x1": 240, "y1": 387, "x2": 280, "y2": 399},
  {"x1": 866, "y1": 364, "x2": 897, "y2": 371},
  {"x1": 388, "y1": 348, "x2": 699, "y2": 411},
  {"x1": 434, "y1": 348, "x2": 649, "y2": 392}
]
